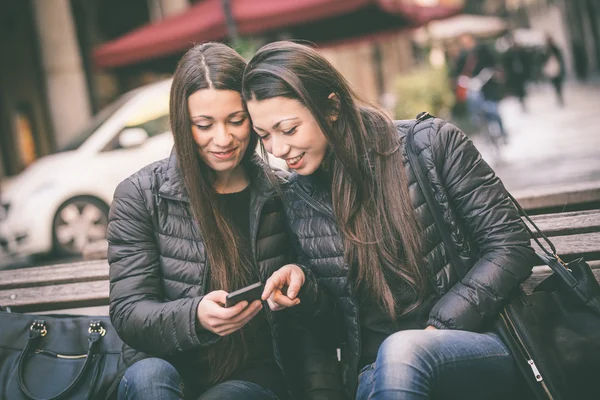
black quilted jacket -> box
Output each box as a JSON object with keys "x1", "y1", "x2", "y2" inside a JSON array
[
  {"x1": 284, "y1": 118, "x2": 537, "y2": 397},
  {"x1": 107, "y1": 152, "x2": 340, "y2": 399}
]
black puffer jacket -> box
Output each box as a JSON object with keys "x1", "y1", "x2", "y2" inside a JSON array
[
  {"x1": 107, "y1": 152, "x2": 340, "y2": 398},
  {"x1": 284, "y1": 118, "x2": 536, "y2": 397}
]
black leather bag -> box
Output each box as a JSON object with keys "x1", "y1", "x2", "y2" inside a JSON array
[
  {"x1": 406, "y1": 113, "x2": 600, "y2": 400},
  {"x1": 0, "y1": 311, "x2": 124, "y2": 400}
]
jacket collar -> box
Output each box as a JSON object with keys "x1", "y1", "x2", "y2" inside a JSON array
[{"x1": 159, "y1": 149, "x2": 190, "y2": 202}]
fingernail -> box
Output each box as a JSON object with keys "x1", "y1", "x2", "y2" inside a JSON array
[{"x1": 288, "y1": 291, "x2": 296, "y2": 298}]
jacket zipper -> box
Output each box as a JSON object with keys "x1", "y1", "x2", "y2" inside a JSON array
[
  {"x1": 292, "y1": 183, "x2": 362, "y2": 394},
  {"x1": 252, "y1": 194, "x2": 292, "y2": 390},
  {"x1": 500, "y1": 311, "x2": 554, "y2": 399}
]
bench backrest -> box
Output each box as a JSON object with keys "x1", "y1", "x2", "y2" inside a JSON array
[{"x1": 1, "y1": 210, "x2": 600, "y2": 313}]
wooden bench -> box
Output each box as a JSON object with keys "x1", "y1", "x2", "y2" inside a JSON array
[
  {"x1": 512, "y1": 181, "x2": 600, "y2": 215},
  {"x1": 0, "y1": 259, "x2": 110, "y2": 314},
  {"x1": 1, "y1": 210, "x2": 599, "y2": 314}
]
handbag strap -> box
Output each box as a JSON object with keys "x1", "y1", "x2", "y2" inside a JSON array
[
  {"x1": 405, "y1": 112, "x2": 468, "y2": 278},
  {"x1": 17, "y1": 320, "x2": 106, "y2": 400}
]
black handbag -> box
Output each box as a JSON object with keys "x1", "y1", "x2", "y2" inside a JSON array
[
  {"x1": 0, "y1": 311, "x2": 124, "y2": 400},
  {"x1": 406, "y1": 113, "x2": 600, "y2": 400}
]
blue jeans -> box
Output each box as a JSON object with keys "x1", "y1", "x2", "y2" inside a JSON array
[
  {"x1": 356, "y1": 330, "x2": 519, "y2": 400},
  {"x1": 118, "y1": 358, "x2": 279, "y2": 400},
  {"x1": 467, "y1": 89, "x2": 507, "y2": 137}
]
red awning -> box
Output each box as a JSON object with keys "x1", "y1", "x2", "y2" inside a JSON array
[
  {"x1": 234, "y1": 0, "x2": 372, "y2": 34},
  {"x1": 93, "y1": 0, "x2": 227, "y2": 68},
  {"x1": 93, "y1": 0, "x2": 460, "y2": 69}
]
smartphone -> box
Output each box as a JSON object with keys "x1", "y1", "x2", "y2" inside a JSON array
[{"x1": 225, "y1": 282, "x2": 264, "y2": 308}]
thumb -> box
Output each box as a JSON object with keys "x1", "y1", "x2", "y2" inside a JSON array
[{"x1": 203, "y1": 290, "x2": 228, "y2": 305}]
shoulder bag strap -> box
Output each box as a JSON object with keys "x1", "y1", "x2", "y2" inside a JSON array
[{"x1": 405, "y1": 112, "x2": 468, "y2": 278}]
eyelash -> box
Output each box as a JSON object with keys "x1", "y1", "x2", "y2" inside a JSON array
[
  {"x1": 195, "y1": 119, "x2": 246, "y2": 131},
  {"x1": 257, "y1": 126, "x2": 297, "y2": 140}
]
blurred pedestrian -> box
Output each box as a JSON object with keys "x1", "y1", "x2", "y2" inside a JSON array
[
  {"x1": 453, "y1": 34, "x2": 507, "y2": 140},
  {"x1": 543, "y1": 35, "x2": 566, "y2": 107},
  {"x1": 503, "y1": 32, "x2": 529, "y2": 112}
]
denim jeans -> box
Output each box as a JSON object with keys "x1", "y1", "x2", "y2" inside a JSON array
[
  {"x1": 466, "y1": 89, "x2": 507, "y2": 137},
  {"x1": 355, "y1": 330, "x2": 519, "y2": 400},
  {"x1": 118, "y1": 358, "x2": 279, "y2": 400}
]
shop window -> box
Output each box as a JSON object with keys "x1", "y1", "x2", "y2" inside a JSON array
[{"x1": 15, "y1": 105, "x2": 38, "y2": 167}]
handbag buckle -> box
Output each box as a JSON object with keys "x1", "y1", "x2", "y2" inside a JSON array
[
  {"x1": 88, "y1": 321, "x2": 106, "y2": 337},
  {"x1": 30, "y1": 320, "x2": 47, "y2": 337}
]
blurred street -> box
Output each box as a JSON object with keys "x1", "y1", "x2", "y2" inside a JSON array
[
  {"x1": 2, "y1": 0, "x2": 600, "y2": 274},
  {"x1": 470, "y1": 80, "x2": 600, "y2": 192},
  {"x1": 3, "y1": 81, "x2": 598, "y2": 271}
]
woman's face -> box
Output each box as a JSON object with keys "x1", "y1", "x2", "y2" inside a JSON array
[
  {"x1": 246, "y1": 97, "x2": 329, "y2": 175},
  {"x1": 188, "y1": 89, "x2": 251, "y2": 173}
]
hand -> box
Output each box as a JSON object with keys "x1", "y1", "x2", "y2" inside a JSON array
[
  {"x1": 425, "y1": 325, "x2": 438, "y2": 331},
  {"x1": 196, "y1": 290, "x2": 262, "y2": 336},
  {"x1": 262, "y1": 264, "x2": 305, "y2": 311}
]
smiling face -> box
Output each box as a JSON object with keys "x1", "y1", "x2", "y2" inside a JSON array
[
  {"x1": 188, "y1": 89, "x2": 251, "y2": 176},
  {"x1": 246, "y1": 97, "x2": 329, "y2": 175}
]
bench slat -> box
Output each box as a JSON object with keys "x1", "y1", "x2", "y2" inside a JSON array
[
  {"x1": 513, "y1": 181, "x2": 600, "y2": 211},
  {"x1": 527, "y1": 210, "x2": 600, "y2": 236},
  {"x1": 0, "y1": 280, "x2": 109, "y2": 312},
  {"x1": 530, "y1": 232, "x2": 600, "y2": 259},
  {"x1": 0, "y1": 260, "x2": 108, "y2": 290}
]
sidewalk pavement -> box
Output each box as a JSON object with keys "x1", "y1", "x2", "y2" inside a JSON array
[{"x1": 468, "y1": 80, "x2": 600, "y2": 192}]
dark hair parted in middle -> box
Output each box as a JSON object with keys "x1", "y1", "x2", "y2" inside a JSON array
[
  {"x1": 243, "y1": 41, "x2": 428, "y2": 319},
  {"x1": 170, "y1": 42, "x2": 257, "y2": 384}
]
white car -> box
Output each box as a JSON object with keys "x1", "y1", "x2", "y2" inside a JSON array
[{"x1": 0, "y1": 79, "x2": 285, "y2": 260}]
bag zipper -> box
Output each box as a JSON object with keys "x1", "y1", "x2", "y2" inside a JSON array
[
  {"x1": 500, "y1": 311, "x2": 554, "y2": 399},
  {"x1": 34, "y1": 349, "x2": 88, "y2": 359}
]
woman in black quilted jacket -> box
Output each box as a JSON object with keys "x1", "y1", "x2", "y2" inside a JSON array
[
  {"x1": 243, "y1": 41, "x2": 537, "y2": 400},
  {"x1": 107, "y1": 43, "x2": 341, "y2": 400}
]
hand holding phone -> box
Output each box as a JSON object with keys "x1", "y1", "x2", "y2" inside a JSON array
[
  {"x1": 225, "y1": 282, "x2": 264, "y2": 308},
  {"x1": 197, "y1": 289, "x2": 263, "y2": 336}
]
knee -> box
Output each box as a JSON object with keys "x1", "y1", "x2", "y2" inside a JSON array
[
  {"x1": 122, "y1": 357, "x2": 181, "y2": 389},
  {"x1": 376, "y1": 330, "x2": 442, "y2": 368}
]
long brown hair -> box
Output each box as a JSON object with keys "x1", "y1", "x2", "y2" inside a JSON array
[
  {"x1": 243, "y1": 41, "x2": 428, "y2": 319},
  {"x1": 170, "y1": 42, "x2": 258, "y2": 383}
]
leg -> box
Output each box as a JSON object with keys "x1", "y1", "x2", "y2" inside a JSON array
[
  {"x1": 482, "y1": 100, "x2": 507, "y2": 139},
  {"x1": 466, "y1": 89, "x2": 483, "y2": 128},
  {"x1": 356, "y1": 364, "x2": 376, "y2": 400},
  {"x1": 197, "y1": 380, "x2": 279, "y2": 400},
  {"x1": 552, "y1": 78, "x2": 565, "y2": 106},
  {"x1": 369, "y1": 330, "x2": 519, "y2": 400},
  {"x1": 118, "y1": 358, "x2": 185, "y2": 400}
]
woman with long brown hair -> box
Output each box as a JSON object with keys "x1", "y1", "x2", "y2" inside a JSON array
[
  {"x1": 243, "y1": 41, "x2": 537, "y2": 400},
  {"x1": 107, "y1": 42, "x2": 340, "y2": 400}
]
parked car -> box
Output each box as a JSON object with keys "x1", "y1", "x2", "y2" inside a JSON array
[{"x1": 0, "y1": 79, "x2": 286, "y2": 260}]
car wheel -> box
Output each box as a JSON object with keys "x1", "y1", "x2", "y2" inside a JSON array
[{"x1": 52, "y1": 196, "x2": 109, "y2": 256}]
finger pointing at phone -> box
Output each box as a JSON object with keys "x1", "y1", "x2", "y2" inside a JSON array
[
  {"x1": 197, "y1": 290, "x2": 262, "y2": 336},
  {"x1": 262, "y1": 264, "x2": 305, "y2": 311}
]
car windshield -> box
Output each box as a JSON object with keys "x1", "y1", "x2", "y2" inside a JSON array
[{"x1": 57, "y1": 92, "x2": 134, "y2": 152}]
